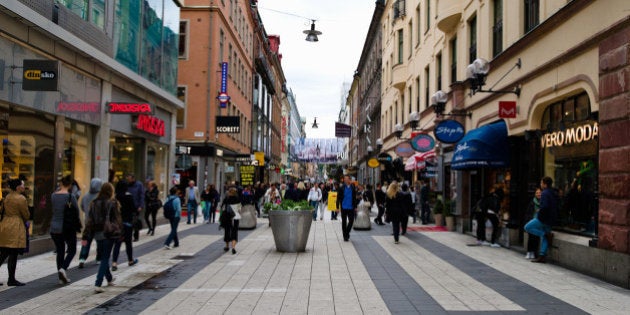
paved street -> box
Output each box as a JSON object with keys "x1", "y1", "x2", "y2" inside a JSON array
[{"x1": 1, "y1": 214, "x2": 629, "y2": 315}]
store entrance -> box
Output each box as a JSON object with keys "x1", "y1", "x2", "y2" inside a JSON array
[{"x1": 109, "y1": 136, "x2": 144, "y2": 183}]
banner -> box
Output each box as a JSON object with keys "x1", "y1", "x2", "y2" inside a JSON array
[
  {"x1": 293, "y1": 138, "x2": 346, "y2": 164},
  {"x1": 327, "y1": 192, "x2": 338, "y2": 211}
]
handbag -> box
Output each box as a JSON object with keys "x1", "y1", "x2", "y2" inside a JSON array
[
  {"x1": 63, "y1": 194, "x2": 82, "y2": 232},
  {"x1": 103, "y1": 202, "x2": 122, "y2": 239}
]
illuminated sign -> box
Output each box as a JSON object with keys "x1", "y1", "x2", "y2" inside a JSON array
[
  {"x1": 367, "y1": 158, "x2": 380, "y2": 168},
  {"x1": 541, "y1": 122, "x2": 598, "y2": 148},
  {"x1": 216, "y1": 116, "x2": 240, "y2": 133},
  {"x1": 240, "y1": 165, "x2": 255, "y2": 186},
  {"x1": 22, "y1": 60, "x2": 59, "y2": 91},
  {"x1": 56, "y1": 102, "x2": 100, "y2": 113},
  {"x1": 107, "y1": 102, "x2": 154, "y2": 114},
  {"x1": 135, "y1": 114, "x2": 165, "y2": 137}
]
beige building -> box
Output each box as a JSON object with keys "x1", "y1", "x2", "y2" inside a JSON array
[{"x1": 378, "y1": 0, "x2": 630, "y2": 287}]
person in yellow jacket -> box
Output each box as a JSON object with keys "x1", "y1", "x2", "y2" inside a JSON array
[{"x1": 0, "y1": 179, "x2": 30, "y2": 286}]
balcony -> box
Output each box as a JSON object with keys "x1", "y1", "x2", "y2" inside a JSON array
[
  {"x1": 391, "y1": 63, "x2": 407, "y2": 91},
  {"x1": 436, "y1": 0, "x2": 463, "y2": 33}
]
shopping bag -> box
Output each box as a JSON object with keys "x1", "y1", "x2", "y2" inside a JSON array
[{"x1": 327, "y1": 192, "x2": 338, "y2": 211}]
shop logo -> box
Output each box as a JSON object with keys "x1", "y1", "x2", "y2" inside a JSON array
[
  {"x1": 56, "y1": 102, "x2": 100, "y2": 113},
  {"x1": 135, "y1": 114, "x2": 165, "y2": 137},
  {"x1": 24, "y1": 70, "x2": 56, "y2": 80},
  {"x1": 22, "y1": 60, "x2": 59, "y2": 91},
  {"x1": 216, "y1": 116, "x2": 240, "y2": 133},
  {"x1": 498, "y1": 101, "x2": 517, "y2": 118},
  {"x1": 107, "y1": 102, "x2": 153, "y2": 114},
  {"x1": 541, "y1": 122, "x2": 598, "y2": 148},
  {"x1": 395, "y1": 142, "x2": 415, "y2": 157},
  {"x1": 410, "y1": 134, "x2": 436, "y2": 152},
  {"x1": 434, "y1": 120, "x2": 465, "y2": 143}
]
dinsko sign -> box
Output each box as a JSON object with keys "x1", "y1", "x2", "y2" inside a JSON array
[{"x1": 541, "y1": 122, "x2": 598, "y2": 148}]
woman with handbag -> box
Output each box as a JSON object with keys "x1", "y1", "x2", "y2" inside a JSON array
[
  {"x1": 82, "y1": 182, "x2": 120, "y2": 293},
  {"x1": 220, "y1": 188, "x2": 240, "y2": 254},
  {"x1": 111, "y1": 180, "x2": 139, "y2": 271},
  {"x1": 50, "y1": 175, "x2": 81, "y2": 285},
  {"x1": 0, "y1": 179, "x2": 30, "y2": 286},
  {"x1": 144, "y1": 181, "x2": 160, "y2": 235},
  {"x1": 384, "y1": 181, "x2": 405, "y2": 244}
]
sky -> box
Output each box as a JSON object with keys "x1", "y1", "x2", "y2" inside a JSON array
[{"x1": 257, "y1": 0, "x2": 376, "y2": 139}]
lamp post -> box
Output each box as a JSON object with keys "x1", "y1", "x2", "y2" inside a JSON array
[{"x1": 304, "y1": 20, "x2": 322, "y2": 42}]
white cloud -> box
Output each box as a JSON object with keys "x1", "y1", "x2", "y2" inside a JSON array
[{"x1": 258, "y1": 0, "x2": 375, "y2": 138}]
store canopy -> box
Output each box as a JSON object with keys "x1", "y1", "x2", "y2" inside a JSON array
[
  {"x1": 404, "y1": 149, "x2": 436, "y2": 171},
  {"x1": 451, "y1": 120, "x2": 509, "y2": 170}
]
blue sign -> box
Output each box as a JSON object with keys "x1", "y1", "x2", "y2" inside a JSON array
[
  {"x1": 221, "y1": 62, "x2": 228, "y2": 93},
  {"x1": 434, "y1": 119, "x2": 465, "y2": 144},
  {"x1": 411, "y1": 134, "x2": 436, "y2": 152}
]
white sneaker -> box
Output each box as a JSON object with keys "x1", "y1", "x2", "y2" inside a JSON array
[
  {"x1": 490, "y1": 243, "x2": 501, "y2": 248},
  {"x1": 164, "y1": 245, "x2": 171, "y2": 250},
  {"x1": 107, "y1": 276, "x2": 116, "y2": 286},
  {"x1": 94, "y1": 286, "x2": 105, "y2": 293},
  {"x1": 58, "y1": 269, "x2": 70, "y2": 284},
  {"x1": 481, "y1": 241, "x2": 491, "y2": 246}
]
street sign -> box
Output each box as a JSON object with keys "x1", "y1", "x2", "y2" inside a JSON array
[{"x1": 217, "y1": 92, "x2": 230, "y2": 108}]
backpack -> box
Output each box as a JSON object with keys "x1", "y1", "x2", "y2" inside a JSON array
[{"x1": 163, "y1": 197, "x2": 175, "y2": 219}]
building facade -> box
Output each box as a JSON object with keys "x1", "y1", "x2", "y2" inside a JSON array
[
  {"x1": 378, "y1": 0, "x2": 630, "y2": 287},
  {"x1": 0, "y1": 0, "x2": 182, "y2": 253}
]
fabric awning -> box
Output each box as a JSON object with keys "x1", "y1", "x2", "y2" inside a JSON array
[
  {"x1": 451, "y1": 120, "x2": 509, "y2": 170},
  {"x1": 404, "y1": 149, "x2": 437, "y2": 171}
]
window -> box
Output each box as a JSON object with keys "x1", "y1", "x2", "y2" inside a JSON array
[
  {"x1": 394, "y1": 0, "x2": 406, "y2": 19},
  {"x1": 228, "y1": 45, "x2": 233, "y2": 77},
  {"x1": 524, "y1": 0, "x2": 540, "y2": 33},
  {"x1": 416, "y1": 76, "x2": 421, "y2": 112},
  {"x1": 408, "y1": 21, "x2": 413, "y2": 56},
  {"x1": 493, "y1": 0, "x2": 503, "y2": 57},
  {"x1": 59, "y1": 0, "x2": 88, "y2": 20},
  {"x1": 468, "y1": 15, "x2": 477, "y2": 64},
  {"x1": 425, "y1": 0, "x2": 431, "y2": 33},
  {"x1": 219, "y1": 29, "x2": 225, "y2": 62},
  {"x1": 424, "y1": 66, "x2": 430, "y2": 110},
  {"x1": 179, "y1": 21, "x2": 188, "y2": 58},
  {"x1": 397, "y1": 29, "x2": 404, "y2": 64},
  {"x1": 450, "y1": 37, "x2": 457, "y2": 83},
  {"x1": 408, "y1": 86, "x2": 413, "y2": 117},
  {"x1": 416, "y1": 5, "x2": 421, "y2": 46},
  {"x1": 394, "y1": 101, "x2": 398, "y2": 124},
  {"x1": 436, "y1": 52, "x2": 442, "y2": 91},
  {"x1": 90, "y1": 0, "x2": 105, "y2": 28},
  {"x1": 176, "y1": 86, "x2": 187, "y2": 127}
]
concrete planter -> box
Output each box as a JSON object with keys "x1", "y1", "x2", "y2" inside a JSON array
[
  {"x1": 269, "y1": 210, "x2": 313, "y2": 252},
  {"x1": 445, "y1": 216, "x2": 455, "y2": 231},
  {"x1": 434, "y1": 213, "x2": 444, "y2": 227},
  {"x1": 238, "y1": 204, "x2": 257, "y2": 229}
]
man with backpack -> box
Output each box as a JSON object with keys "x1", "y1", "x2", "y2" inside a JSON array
[{"x1": 163, "y1": 187, "x2": 181, "y2": 250}]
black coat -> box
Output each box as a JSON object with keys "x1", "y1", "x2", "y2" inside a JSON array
[{"x1": 385, "y1": 192, "x2": 406, "y2": 221}]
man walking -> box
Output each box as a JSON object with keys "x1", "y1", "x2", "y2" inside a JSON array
[
  {"x1": 337, "y1": 176, "x2": 358, "y2": 241},
  {"x1": 525, "y1": 176, "x2": 558, "y2": 263},
  {"x1": 126, "y1": 174, "x2": 145, "y2": 242},
  {"x1": 185, "y1": 180, "x2": 201, "y2": 224},
  {"x1": 374, "y1": 183, "x2": 386, "y2": 225},
  {"x1": 419, "y1": 180, "x2": 431, "y2": 225}
]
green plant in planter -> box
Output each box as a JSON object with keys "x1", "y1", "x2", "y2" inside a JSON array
[
  {"x1": 264, "y1": 200, "x2": 312, "y2": 212},
  {"x1": 433, "y1": 198, "x2": 444, "y2": 215},
  {"x1": 443, "y1": 199, "x2": 454, "y2": 217}
]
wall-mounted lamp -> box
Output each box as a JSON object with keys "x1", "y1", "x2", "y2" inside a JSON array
[
  {"x1": 409, "y1": 111, "x2": 420, "y2": 130},
  {"x1": 394, "y1": 123, "x2": 404, "y2": 139},
  {"x1": 430, "y1": 90, "x2": 472, "y2": 118},
  {"x1": 367, "y1": 145, "x2": 373, "y2": 155},
  {"x1": 304, "y1": 20, "x2": 322, "y2": 42},
  {"x1": 467, "y1": 58, "x2": 522, "y2": 97},
  {"x1": 376, "y1": 138, "x2": 383, "y2": 151},
  {"x1": 312, "y1": 117, "x2": 319, "y2": 129}
]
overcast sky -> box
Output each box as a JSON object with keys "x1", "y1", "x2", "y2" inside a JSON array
[{"x1": 257, "y1": 0, "x2": 375, "y2": 138}]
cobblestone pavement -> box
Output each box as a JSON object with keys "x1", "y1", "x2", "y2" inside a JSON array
[{"x1": 0, "y1": 214, "x2": 629, "y2": 314}]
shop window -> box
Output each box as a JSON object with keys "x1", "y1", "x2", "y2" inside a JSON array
[
  {"x1": 176, "y1": 86, "x2": 187, "y2": 127},
  {"x1": 109, "y1": 136, "x2": 144, "y2": 183},
  {"x1": 63, "y1": 120, "x2": 93, "y2": 223}
]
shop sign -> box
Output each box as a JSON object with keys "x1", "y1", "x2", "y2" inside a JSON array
[
  {"x1": 335, "y1": 122, "x2": 352, "y2": 138},
  {"x1": 239, "y1": 165, "x2": 255, "y2": 186},
  {"x1": 367, "y1": 158, "x2": 380, "y2": 168},
  {"x1": 135, "y1": 114, "x2": 165, "y2": 137},
  {"x1": 541, "y1": 122, "x2": 598, "y2": 148},
  {"x1": 434, "y1": 120, "x2": 465, "y2": 144},
  {"x1": 377, "y1": 153, "x2": 393, "y2": 163},
  {"x1": 410, "y1": 134, "x2": 435, "y2": 152},
  {"x1": 499, "y1": 101, "x2": 517, "y2": 118},
  {"x1": 216, "y1": 116, "x2": 240, "y2": 133},
  {"x1": 22, "y1": 59, "x2": 59, "y2": 91},
  {"x1": 107, "y1": 102, "x2": 154, "y2": 114},
  {"x1": 254, "y1": 151, "x2": 265, "y2": 166},
  {"x1": 395, "y1": 142, "x2": 415, "y2": 157},
  {"x1": 56, "y1": 102, "x2": 100, "y2": 113}
]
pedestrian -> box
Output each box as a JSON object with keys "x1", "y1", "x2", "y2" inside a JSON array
[
  {"x1": 163, "y1": 187, "x2": 181, "y2": 249},
  {"x1": 297, "y1": 181, "x2": 308, "y2": 201},
  {"x1": 201, "y1": 184, "x2": 213, "y2": 224},
  {"x1": 475, "y1": 186, "x2": 503, "y2": 248},
  {"x1": 50, "y1": 175, "x2": 82, "y2": 285},
  {"x1": 374, "y1": 183, "x2": 386, "y2": 225},
  {"x1": 0, "y1": 179, "x2": 30, "y2": 286},
  {"x1": 125, "y1": 173, "x2": 145, "y2": 242},
  {"x1": 307, "y1": 183, "x2": 322, "y2": 221},
  {"x1": 336, "y1": 175, "x2": 358, "y2": 242},
  {"x1": 384, "y1": 181, "x2": 405, "y2": 244},
  {"x1": 330, "y1": 183, "x2": 339, "y2": 220},
  {"x1": 220, "y1": 187, "x2": 241, "y2": 254},
  {"x1": 265, "y1": 184, "x2": 281, "y2": 204},
  {"x1": 413, "y1": 181, "x2": 422, "y2": 224},
  {"x1": 363, "y1": 184, "x2": 375, "y2": 214},
  {"x1": 253, "y1": 183, "x2": 265, "y2": 218},
  {"x1": 185, "y1": 180, "x2": 200, "y2": 224},
  {"x1": 82, "y1": 182, "x2": 120, "y2": 293},
  {"x1": 318, "y1": 183, "x2": 328, "y2": 220},
  {"x1": 144, "y1": 180, "x2": 160, "y2": 236},
  {"x1": 209, "y1": 184, "x2": 220, "y2": 223},
  {"x1": 111, "y1": 180, "x2": 139, "y2": 271},
  {"x1": 419, "y1": 180, "x2": 431, "y2": 225},
  {"x1": 525, "y1": 177, "x2": 558, "y2": 263},
  {"x1": 78, "y1": 178, "x2": 103, "y2": 268},
  {"x1": 399, "y1": 183, "x2": 414, "y2": 235},
  {"x1": 525, "y1": 188, "x2": 542, "y2": 259}
]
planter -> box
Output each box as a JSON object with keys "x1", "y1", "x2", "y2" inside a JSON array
[
  {"x1": 434, "y1": 213, "x2": 444, "y2": 227},
  {"x1": 269, "y1": 210, "x2": 313, "y2": 252},
  {"x1": 445, "y1": 216, "x2": 454, "y2": 231},
  {"x1": 238, "y1": 204, "x2": 257, "y2": 229}
]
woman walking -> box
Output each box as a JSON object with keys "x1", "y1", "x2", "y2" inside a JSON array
[
  {"x1": 163, "y1": 187, "x2": 181, "y2": 249},
  {"x1": 82, "y1": 182, "x2": 120, "y2": 293},
  {"x1": 220, "y1": 188, "x2": 241, "y2": 254},
  {"x1": 50, "y1": 175, "x2": 81, "y2": 284},
  {"x1": 111, "y1": 181, "x2": 138, "y2": 271},
  {"x1": 0, "y1": 179, "x2": 30, "y2": 286},
  {"x1": 384, "y1": 182, "x2": 405, "y2": 244},
  {"x1": 144, "y1": 181, "x2": 160, "y2": 235},
  {"x1": 78, "y1": 178, "x2": 103, "y2": 268}
]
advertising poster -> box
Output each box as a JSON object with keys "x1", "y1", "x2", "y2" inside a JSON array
[{"x1": 327, "y1": 191, "x2": 338, "y2": 211}]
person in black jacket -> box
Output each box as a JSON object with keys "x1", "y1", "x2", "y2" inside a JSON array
[
  {"x1": 399, "y1": 183, "x2": 414, "y2": 235},
  {"x1": 374, "y1": 183, "x2": 387, "y2": 225},
  {"x1": 384, "y1": 182, "x2": 405, "y2": 243},
  {"x1": 475, "y1": 186, "x2": 503, "y2": 247},
  {"x1": 336, "y1": 176, "x2": 358, "y2": 241},
  {"x1": 111, "y1": 180, "x2": 139, "y2": 271},
  {"x1": 525, "y1": 177, "x2": 558, "y2": 263}
]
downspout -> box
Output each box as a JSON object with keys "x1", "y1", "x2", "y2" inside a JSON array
[{"x1": 204, "y1": 0, "x2": 215, "y2": 188}]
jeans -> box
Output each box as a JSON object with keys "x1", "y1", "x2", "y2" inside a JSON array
[
  {"x1": 113, "y1": 224, "x2": 134, "y2": 263},
  {"x1": 95, "y1": 238, "x2": 114, "y2": 287},
  {"x1": 202, "y1": 201, "x2": 211, "y2": 222},
  {"x1": 187, "y1": 200, "x2": 198, "y2": 223},
  {"x1": 51, "y1": 230, "x2": 77, "y2": 271},
  {"x1": 165, "y1": 217, "x2": 180, "y2": 247},
  {"x1": 310, "y1": 201, "x2": 319, "y2": 220},
  {"x1": 525, "y1": 218, "x2": 552, "y2": 256},
  {"x1": 79, "y1": 234, "x2": 100, "y2": 262},
  {"x1": 341, "y1": 209, "x2": 355, "y2": 240}
]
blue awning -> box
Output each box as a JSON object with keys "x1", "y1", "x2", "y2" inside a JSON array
[{"x1": 451, "y1": 120, "x2": 509, "y2": 170}]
